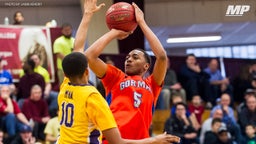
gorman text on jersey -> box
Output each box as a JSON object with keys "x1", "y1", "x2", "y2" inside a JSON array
[{"x1": 120, "y1": 79, "x2": 152, "y2": 92}]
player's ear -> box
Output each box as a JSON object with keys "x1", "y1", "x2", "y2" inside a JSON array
[
  {"x1": 84, "y1": 68, "x2": 89, "y2": 76},
  {"x1": 144, "y1": 63, "x2": 150, "y2": 71}
]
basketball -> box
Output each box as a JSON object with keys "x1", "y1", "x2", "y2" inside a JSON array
[{"x1": 105, "y1": 2, "x2": 138, "y2": 32}]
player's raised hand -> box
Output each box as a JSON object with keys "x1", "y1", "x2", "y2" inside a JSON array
[
  {"x1": 151, "y1": 132, "x2": 180, "y2": 144},
  {"x1": 132, "y1": 2, "x2": 144, "y2": 25},
  {"x1": 84, "y1": 0, "x2": 105, "y2": 14},
  {"x1": 111, "y1": 29, "x2": 131, "y2": 40}
]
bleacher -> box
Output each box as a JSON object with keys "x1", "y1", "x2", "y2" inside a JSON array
[
  {"x1": 152, "y1": 109, "x2": 211, "y2": 135},
  {"x1": 152, "y1": 106, "x2": 241, "y2": 135}
]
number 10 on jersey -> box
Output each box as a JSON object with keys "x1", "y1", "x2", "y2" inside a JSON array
[{"x1": 60, "y1": 102, "x2": 74, "y2": 127}]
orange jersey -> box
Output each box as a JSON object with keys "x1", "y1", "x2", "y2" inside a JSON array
[{"x1": 102, "y1": 65, "x2": 162, "y2": 139}]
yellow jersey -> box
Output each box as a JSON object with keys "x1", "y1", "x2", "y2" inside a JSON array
[{"x1": 57, "y1": 78, "x2": 117, "y2": 144}]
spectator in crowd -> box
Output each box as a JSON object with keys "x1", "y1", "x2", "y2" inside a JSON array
[
  {"x1": 22, "y1": 85, "x2": 50, "y2": 141},
  {"x1": 53, "y1": 23, "x2": 75, "y2": 86},
  {"x1": 238, "y1": 93, "x2": 256, "y2": 134},
  {"x1": 105, "y1": 56, "x2": 115, "y2": 65},
  {"x1": 210, "y1": 93, "x2": 236, "y2": 125},
  {"x1": 204, "y1": 58, "x2": 233, "y2": 106},
  {"x1": 169, "y1": 93, "x2": 200, "y2": 131},
  {"x1": 10, "y1": 125, "x2": 36, "y2": 144},
  {"x1": 157, "y1": 58, "x2": 186, "y2": 109},
  {"x1": 0, "y1": 57, "x2": 16, "y2": 94},
  {"x1": 170, "y1": 93, "x2": 189, "y2": 117},
  {"x1": 211, "y1": 93, "x2": 244, "y2": 143},
  {"x1": 244, "y1": 124, "x2": 256, "y2": 144},
  {"x1": 233, "y1": 63, "x2": 256, "y2": 102},
  {"x1": 188, "y1": 95, "x2": 204, "y2": 124},
  {"x1": 217, "y1": 125, "x2": 236, "y2": 144},
  {"x1": 203, "y1": 118, "x2": 222, "y2": 144},
  {"x1": 164, "y1": 102, "x2": 198, "y2": 144},
  {"x1": 200, "y1": 109, "x2": 224, "y2": 144},
  {"x1": 237, "y1": 88, "x2": 256, "y2": 114},
  {"x1": 17, "y1": 59, "x2": 45, "y2": 108},
  {"x1": 250, "y1": 72, "x2": 256, "y2": 91},
  {"x1": 179, "y1": 54, "x2": 211, "y2": 107},
  {"x1": 44, "y1": 107, "x2": 59, "y2": 144},
  {"x1": 13, "y1": 11, "x2": 24, "y2": 25},
  {"x1": 0, "y1": 85, "x2": 30, "y2": 138},
  {"x1": 29, "y1": 54, "x2": 58, "y2": 111},
  {"x1": 0, "y1": 129, "x2": 4, "y2": 144}
]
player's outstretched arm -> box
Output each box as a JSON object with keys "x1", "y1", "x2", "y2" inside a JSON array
[
  {"x1": 132, "y1": 2, "x2": 167, "y2": 85},
  {"x1": 124, "y1": 132, "x2": 181, "y2": 144},
  {"x1": 103, "y1": 128, "x2": 180, "y2": 144},
  {"x1": 74, "y1": 0, "x2": 105, "y2": 53},
  {"x1": 85, "y1": 29, "x2": 130, "y2": 78}
]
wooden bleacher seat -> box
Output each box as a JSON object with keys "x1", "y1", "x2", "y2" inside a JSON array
[
  {"x1": 201, "y1": 109, "x2": 211, "y2": 123},
  {"x1": 152, "y1": 110, "x2": 170, "y2": 135}
]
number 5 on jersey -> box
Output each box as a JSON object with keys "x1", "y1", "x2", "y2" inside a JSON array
[{"x1": 134, "y1": 92, "x2": 142, "y2": 108}]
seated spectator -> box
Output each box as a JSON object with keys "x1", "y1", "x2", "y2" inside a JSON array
[
  {"x1": 171, "y1": 93, "x2": 189, "y2": 116},
  {"x1": 179, "y1": 54, "x2": 211, "y2": 106},
  {"x1": 157, "y1": 58, "x2": 186, "y2": 109},
  {"x1": 188, "y1": 95, "x2": 205, "y2": 124},
  {"x1": 210, "y1": 93, "x2": 236, "y2": 125},
  {"x1": 200, "y1": 109, "x2": 224, "y2": 144},
  {"x1": 237, "y1": 88, "x2": 256, "y2": 114},
  {"x1": 105, "y1": 56, "x2": 115, "y2": 65},
  {"x1": 10, "y1": 125, "x2": 36, "y2": 144},
  {"x1": 232, "y1": 63, "x2": 256, "y2": 102},
  {"x1": 0, "y1": 57, "x2": 16, "y2": 95},
  {"x1": 22, "y1": 85, "x2": 50, "y2": 141},
  {"x1": 164, "y1": 102, "x2": 198, "y2": 144},
  {"x1": 250, "y1": 72, "x2": 256, "y2": 92},
  {"x1": 217, "y1": 125, "x2": 236, "y2": 144},
  {"x1": 17, "y1": 59, "x2": 45, "y2": 108},
  {"x1": 0, "y1": 85, "x2": 30, "y2": 138},
  {"x1": 204, "y1": 58, "x2": 233, "y2": 106},
  {"x1": 203, "y1": 118, "x2": 222, "y2": 144},
  {"x1": 244, "y1": 124, "x2": 256, "y2": 143},
  {"x1": 170, "y1": 93, "x2": 200, "y2": 131},
  {"x1": 44, "y1": 108, "x2": 59, "y2": 144},
  {"x1": 0, "y1": 129, "x2": 3, "y2": 144},
  {"x1": 29, "y1": 53, "x2": 58, "y2": 111},
  {"x1": 238, "y1": 93, "x2": 256, "y2": 134},
  {"x1": 211, "y1": 93, "x2": 244, "y2": 143}
]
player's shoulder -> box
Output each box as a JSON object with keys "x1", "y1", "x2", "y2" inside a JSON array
[
  {"x1": 84, "y1": 85, "x2": 103, "y2": 95},
  {"x1": 75, "y1": 85, "x2": 100, "y2": 96},
  {"x1": 105, "y1": 65, "x2": 125, "y2": 78}
]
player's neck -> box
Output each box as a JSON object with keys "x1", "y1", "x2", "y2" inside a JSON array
[{"x1": 69, "y1": 77, "x2": 88, "y2": 86}]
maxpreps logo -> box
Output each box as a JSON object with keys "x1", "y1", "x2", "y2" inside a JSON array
[{"x1": 226, "y1": 5, "x2": 250, "y2": 16}]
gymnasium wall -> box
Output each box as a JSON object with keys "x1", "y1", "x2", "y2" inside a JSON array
[{"x1": 0, "y1": 0, "x2": 119, "y2": 54}]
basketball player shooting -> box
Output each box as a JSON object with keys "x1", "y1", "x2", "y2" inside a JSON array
[
  {"x1": 57, "y1": 0, "x2": 180, "y2": 143},
  {"x1": 83, "y1": 1, "x2": 176, "y2": 142}
]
